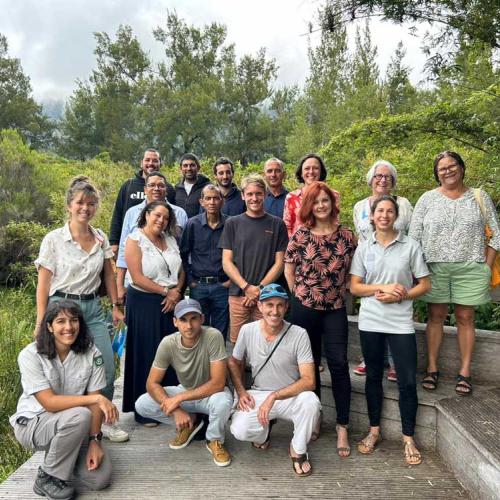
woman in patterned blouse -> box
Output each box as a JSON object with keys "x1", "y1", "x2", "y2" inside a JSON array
[
  {"x1": 283, "y1": 153, "x2": 340, "y2": 237},
  {"x1": 409, "y1": 151, "x2": 500, "y2": 396},
  {"x1": 284, "y1": 181, "x2": 356, "y2": 457}
]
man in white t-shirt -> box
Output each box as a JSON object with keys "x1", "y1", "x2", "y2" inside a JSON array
[
  {"x1": 228, "y1": 284, "x2": 321, "y2": 477},
  {"x1": 135, "y1": 298, "x2": 233, "y2": 467}
]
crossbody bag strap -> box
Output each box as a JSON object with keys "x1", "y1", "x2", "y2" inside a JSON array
[{"x1": 250, "y1": 323, "x2": 293, "y2": 387}]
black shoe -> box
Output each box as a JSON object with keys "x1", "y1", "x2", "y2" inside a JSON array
[{"x1": 33, "y1": 466, "x2": 74, "y2": 499}]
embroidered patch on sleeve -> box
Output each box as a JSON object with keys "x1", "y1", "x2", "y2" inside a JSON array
[{"x1": 94, "y1": 355, "x2": 104, "y2": 367}]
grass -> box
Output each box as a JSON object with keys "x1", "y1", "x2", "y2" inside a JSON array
[{"x1": 0, "y1": 287, "x2": 35, "y2": 483}]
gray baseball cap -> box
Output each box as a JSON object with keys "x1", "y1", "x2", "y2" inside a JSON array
[{"x1": 174, "y1": 298, "x2": 203, "y2": 319}]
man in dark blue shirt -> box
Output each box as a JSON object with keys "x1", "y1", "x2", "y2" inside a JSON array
[
  {"x1": 180, "y1": 184, "x2": 230, "y2": 340},
  {"x1": 263, "y1": 157, "x2": 288, "y2": 219},
  {"x1": 213, "y1": 157, "x2": 245, "y2": 216}
]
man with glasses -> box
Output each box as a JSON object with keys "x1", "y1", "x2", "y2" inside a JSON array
[
  {"x1": 180, "y1": 185, "x2": 231, "y2": 341},
  {"x1": 229, "y1": 284, "x2": 320, "y2": 477},
  {"x1": 174, "y1": 153, "x2": 210, "y2": 218},
  {"x1": 109, "y1": 148, "x2": 175, "y2": 255},
  {"x1": 116, "y1": 171, "x2": 188, "y2": 303}
]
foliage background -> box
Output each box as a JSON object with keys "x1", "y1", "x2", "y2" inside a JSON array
[{"x1": 0, "y1": 1, "x2": 499, "y2": 483}]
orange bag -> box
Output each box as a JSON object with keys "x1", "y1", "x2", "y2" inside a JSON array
[{"x1": 473, "y1": 188, "x2": 500, "y2": 289}]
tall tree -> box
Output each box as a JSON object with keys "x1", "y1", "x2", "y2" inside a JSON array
[
  {"x1": 384, "y1": 41, "x2": 417, "y2": 114},
  {"x1": 0, "y1": 34, "x2": 53, "y2": 148},
  {"x1": 344, "y1": 22, "x2": 385, "y2": 121}
]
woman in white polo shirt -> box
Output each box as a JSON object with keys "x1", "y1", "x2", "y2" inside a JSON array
[
  {"x1": 34, "y1": 176, "x2": 128, "y2": 442},
  {"x1": 350, "y1": 195, "x2": 431, "y2": 466},
  {"x1": 11, "y1": 300, "x2": 118, "y2": 499}
]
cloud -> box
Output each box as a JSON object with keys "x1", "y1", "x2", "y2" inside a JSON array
[{"x1": 0, "y1": 0, "x2": 428, "y2": 101}]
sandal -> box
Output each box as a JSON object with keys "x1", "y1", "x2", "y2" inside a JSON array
[
  {"x1": 252, "y1": 419, "x2": 276, "y2": 449},
  {"x1": 421, "y1": 371, "x2": 439, "y2": 391},
  {"x1": 357, "y1": 432, "x2": 382, "y2": 454},
  {"x1": 336, "y1": 424, "x2": 351, "y2": 458},
  {"x1": 455, "y1": 374, "x2": 472, "y2": 396},
  {"x1": 289, "y1": 451, "x2": 312, "y2": 477},
  {"x1": 403, "y1": 440, "x2": 422, "y2": 466}
]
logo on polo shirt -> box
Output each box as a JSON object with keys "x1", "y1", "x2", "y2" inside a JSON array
[{"x1": 94, "y1": 355, "x2": 104, "y2": 367}]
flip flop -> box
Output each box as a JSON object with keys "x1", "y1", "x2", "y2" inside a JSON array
[
  {"x1": 357, "y1": 432, "x2": 382, "y2": 454},
  {"x1": 290, "y1": 452, "x2": 312, "y2": 477},
  {"x1": 403, "y1": 440, "x2": 422, "y2": 466}
]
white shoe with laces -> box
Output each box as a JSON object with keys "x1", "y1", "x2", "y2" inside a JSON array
[{"x1": 102, "y1": 423, "x2": 129, "y2": 442}]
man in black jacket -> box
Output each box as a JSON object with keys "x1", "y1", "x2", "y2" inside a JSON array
[
  {"x1": 174, "y1": 153, "x2": 210, "y2": 218},
  {"x1": 109, "y1": 148, "x2": 175, "y2": 254}
]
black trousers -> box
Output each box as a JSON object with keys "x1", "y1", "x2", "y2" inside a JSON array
[
  {"x1": 359, "y1": 330, "x2": 418, "y2": 436},
  {"x1": 291, "y1": 297, "x2": 351, "y2": 425}
]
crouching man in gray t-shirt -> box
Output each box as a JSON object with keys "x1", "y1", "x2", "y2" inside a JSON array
[
  {"x1": 135, "y1": 298, "x2": 233, "y2": 467},
  {"x1": 228, "y1": 284, "x2": 321, "y2": 477}
]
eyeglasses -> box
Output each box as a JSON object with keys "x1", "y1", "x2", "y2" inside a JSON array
[
  {"x1": 373, "y1": 174, "x2": 392, "y2": 181},
  {"x1": 437, "y1": 164, "x2": 459, "y2": 175},
  {"x1": 146, "y1": 183, "x2": 167, "y2": 189}
]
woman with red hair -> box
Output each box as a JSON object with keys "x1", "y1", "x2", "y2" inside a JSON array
[{"x1": 284, "y1": 181, "x2": 356, "y2": 457}]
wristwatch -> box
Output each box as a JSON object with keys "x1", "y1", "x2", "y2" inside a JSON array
[{"x1": 88, "y1": 431, "x2": 103, "y2": 442}]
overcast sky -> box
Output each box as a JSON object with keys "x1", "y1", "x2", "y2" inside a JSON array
[{"x1": 0, "y1": 0, "x2": 430, "y2": 102}]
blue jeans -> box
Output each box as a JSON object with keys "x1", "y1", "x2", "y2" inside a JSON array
[
  {"x1": 135, "y1": 386, "x2": 233, "y2": 442},
  {"x1": 190, "y1": 282, "x2": 229, "y2": 340}
]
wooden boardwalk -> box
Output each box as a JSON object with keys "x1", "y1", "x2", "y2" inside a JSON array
[{"x1": 0, "y1": 376, "x2": 468, "y2": 499}]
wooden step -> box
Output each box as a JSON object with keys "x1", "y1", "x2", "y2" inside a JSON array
[
  {"x1": 436, "y1": 388, "x2": 500, "y2": 500},
  {"x1": 319, "y1": 362, "x2": 494, "y2": 450}
]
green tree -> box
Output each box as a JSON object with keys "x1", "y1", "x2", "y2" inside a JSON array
[
  {"x1": 59, "y1": 25, "x2": 152, "y2": 162},
  {"x1": 0, "y1": 34, "x2": 53, "y2": 149},
  {"x1": 318, "y1": 0, "x2": 499, "y2": 73},
  {"x1": 384, "y1": 41, "x2": 418, "y2": 114},
  {"x1": 343, "y1": 22, "x2": 385, "y2": 121}
]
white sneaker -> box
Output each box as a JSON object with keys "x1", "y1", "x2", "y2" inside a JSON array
[{"x1": 102, "y1": 423, "x2": 129, "y2": 442}]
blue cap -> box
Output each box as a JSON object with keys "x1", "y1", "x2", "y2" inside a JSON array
[{"x1": 259, "y1": 283, "x2": 288, "y2": 301}]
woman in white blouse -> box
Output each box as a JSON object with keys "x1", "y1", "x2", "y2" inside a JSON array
[
  {"x1": 123, "y1": 200, "x2": 185, "y2": 424},
  {"x1": 35, "y1": 176, "x2": 128, "y2": 442},
  {"x1": 352, "y1": 160, "x2": 413, "y2": 380},
  {"x1": 409, "y1": 151, "x2": 500, "y2": 396}
]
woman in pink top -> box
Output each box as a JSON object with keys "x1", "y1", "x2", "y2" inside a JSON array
[{"x1": 283, "y1": 153, "x2": 340, "y2": 237}]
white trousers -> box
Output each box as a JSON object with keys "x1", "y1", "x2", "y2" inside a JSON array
[{"x1": 230, "y1": 390, "x2": 321, "y2": 455}]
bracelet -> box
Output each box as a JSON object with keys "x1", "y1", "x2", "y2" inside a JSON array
[{"x1": 112, "y1": 302, "x2": 121, "y2": 307}]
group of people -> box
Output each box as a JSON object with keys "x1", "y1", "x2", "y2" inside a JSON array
[{"x1": 9, "y1": 148, "x2": 499, "y2": 498}]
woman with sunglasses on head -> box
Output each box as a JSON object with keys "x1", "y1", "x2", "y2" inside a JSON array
[
  {"x1": 350, "y1": 195, "x2": 431, "y2": 466},
  {"x1": 34, "y1": 175, "x2": 128, "y2": 443},
  {"x1": 123, "y1": 200, "x2": 184, "y2": 424},
  {"x1": 11, "y1": 300, "x2": 118, "y2": 499},
  {"x1": 284, "y1": 181, "x2": 356, "y2": 458},
  {"x1": 409, "y1": 151, "x2": 499, "y2": 396},
  {"x1": 352, "y1": 160, "x2": 414, "y2": 381}
]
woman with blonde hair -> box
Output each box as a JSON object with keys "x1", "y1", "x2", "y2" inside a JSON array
[{"x1": 34, "y1": 176, "x2": 128, "y2": 442}]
